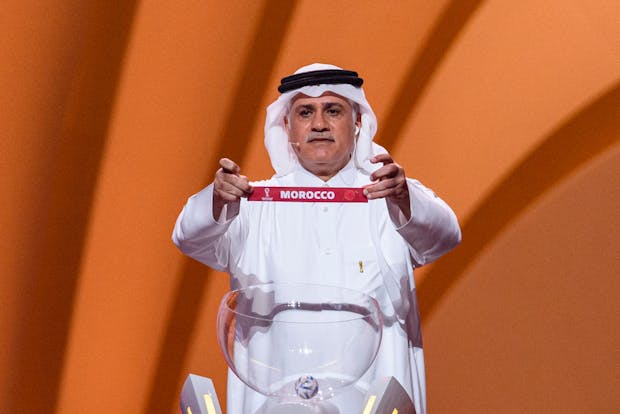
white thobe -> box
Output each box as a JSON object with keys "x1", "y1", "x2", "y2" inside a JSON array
[{"x1": 172, "y1": 160, "x2": 461, "y2": 414}]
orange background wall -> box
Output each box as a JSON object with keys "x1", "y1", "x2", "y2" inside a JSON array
[{"x1": 1, "y1": 1, "x2": 618, "y2": 413}]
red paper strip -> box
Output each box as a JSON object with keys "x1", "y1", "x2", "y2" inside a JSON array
[{"x1": 247, "y1": 186, "x2": 367, "y2": 203}]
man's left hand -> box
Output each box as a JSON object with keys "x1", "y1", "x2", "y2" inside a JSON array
[{"x1": 363, "y1": 153, "x2": 411, "y2": 221}]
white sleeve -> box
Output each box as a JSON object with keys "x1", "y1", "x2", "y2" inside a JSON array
[
  {"x1": 386, "y1": 179, "x2": 461, "y2": 266},
  {"x1": 171, "y1": 183, "x2": 240, "y2": 271}
]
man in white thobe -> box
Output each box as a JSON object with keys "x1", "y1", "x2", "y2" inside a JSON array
[{"x1": 172, "y1": 63, "x2": 461, "y2": 414}]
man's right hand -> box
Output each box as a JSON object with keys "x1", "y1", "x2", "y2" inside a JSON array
[{"x1": 212, "y1": 158, "x2": 252, "y2": 220}]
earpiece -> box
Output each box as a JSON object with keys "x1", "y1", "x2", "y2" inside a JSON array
[{"x1": 354, "y1": 125, "x2": 360, "y2": 136}]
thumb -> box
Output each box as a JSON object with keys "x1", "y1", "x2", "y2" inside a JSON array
[{"x1": 219, "y1": 158, "x2": 240, "y2": 174}]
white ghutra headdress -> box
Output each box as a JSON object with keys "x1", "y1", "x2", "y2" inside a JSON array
[{"x1": 264, "y1": 63, "x2": 387, "y2": 177}]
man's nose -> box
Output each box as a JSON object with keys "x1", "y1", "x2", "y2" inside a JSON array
[{"x1": 311, "y1": 111, "x2": 329, "y2": 131}]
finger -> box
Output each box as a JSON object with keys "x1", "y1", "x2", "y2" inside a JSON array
[
  {"x1": 364, "y1": 177, "x2": 397, "y2": 193},
  {"x1": 371, "y1": 184, "x2": 408, "y2": 198},
  {"x1": 370, "y1": 153, "x2": 394, "y2": 165},
  {"x1": 215, "y1": 181, "x2": 248, "y2": 200},
  {"x1": 235, "y1": 174, "x2": 254, "y2": 194},
  {"x1": 216, "y1": 173, "x2": 253, "y2": 195},
  {"x1": 363, "y1": 177, "x2": 407, "y2": 199},
  {"x1": 219, "y1": 157, "x2": 241, "y2": 174},
  {"x1": 370, "y1": 163, "x2": 400, "y2": 181},
  {"x1": 365, "y1": 186, "x2": 408, "y2": 200}
]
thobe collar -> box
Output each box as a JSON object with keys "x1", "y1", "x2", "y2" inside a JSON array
[{"x1": 292, "y1": 157, "x2": 358, "y2": 187}]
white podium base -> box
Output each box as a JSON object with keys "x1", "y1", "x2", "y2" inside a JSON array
[{"x1": 264, "y1": 401, "x2": 339, "y2": 414}]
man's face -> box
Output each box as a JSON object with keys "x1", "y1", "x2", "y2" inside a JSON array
[{"x1": 284, "y1": 92, "x2": 360, "y2": 180}]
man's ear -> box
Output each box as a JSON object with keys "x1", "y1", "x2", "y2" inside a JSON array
[{"x1": 283, "y1": 115, "x2": 290, "y2": 134}]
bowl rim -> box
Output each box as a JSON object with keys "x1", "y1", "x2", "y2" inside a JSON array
[{"x1": 219, "y1": 282, "x2": 382, "y2": 325}]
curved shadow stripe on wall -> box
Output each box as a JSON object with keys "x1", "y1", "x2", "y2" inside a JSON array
[
  {"x1": 378, "y1": 0, "x2": 484, "y2": 149},
  {"x1": 8, "y1": 4, "x2": 139, "y2": 414},
  {"x1": 144, "y1": 2, "x2": 299, "y2": 412},
  {"x1": 418, "y1": 81, "x2": 620, "y2": 321}
]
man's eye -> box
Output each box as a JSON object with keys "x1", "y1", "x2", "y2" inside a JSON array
[
  {"x1": 299, "y1": 110, "x2": 312, "y2": 117},
  {"x1": 327, "y1": 108, "x2": 342, "y2": 116}
]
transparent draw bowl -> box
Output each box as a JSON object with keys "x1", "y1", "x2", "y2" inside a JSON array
[{"x1": 216, "y1": 283, "x2": 383, "y2": 404}]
